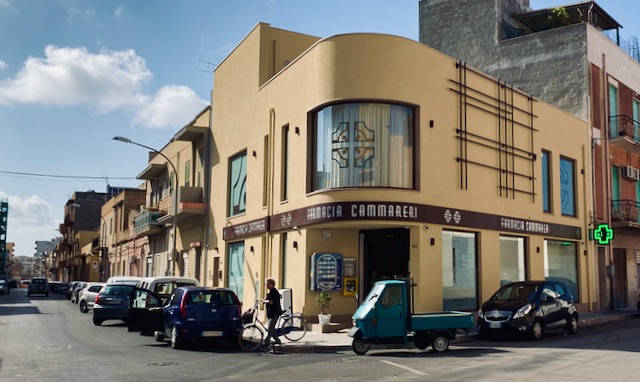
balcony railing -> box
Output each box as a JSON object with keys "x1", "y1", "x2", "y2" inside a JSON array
[
  {"x1": 609, "y1": 115, "x2": 640, "y2": 154},
  {"x1": 133, "y1": 209, "x2": 164, "y2": 236},
  {"x1": 611, "y1": 199, "x2": 640, "y2": 224},
  {"x1": 610, "y1": 114, "x2": 640, "y2": 139}
]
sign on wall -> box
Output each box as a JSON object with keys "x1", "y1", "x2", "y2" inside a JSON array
[{"x1": 310, "y1": 253, "x2": 343, "y2": 292}]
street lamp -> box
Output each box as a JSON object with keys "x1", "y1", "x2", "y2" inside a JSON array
[
  {"x1": 71, "y1": 203, "x2": 108, "y2": 281},
  {"x1": 113, "y1": 136, "x2": 179, "y2": 276}
]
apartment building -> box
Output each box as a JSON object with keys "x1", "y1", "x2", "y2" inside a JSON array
[
  {"x1": 209, "y1": 23, "x2": 592, "y2": 319},
  {"x1": 420, "y1": 0, "x2": 640, "y2": 310}
]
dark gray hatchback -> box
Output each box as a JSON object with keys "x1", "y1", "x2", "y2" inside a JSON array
[
  {"x1": 28, "y1": 277, "x2": 49, "y2": 297},
  {"x1": 477, "y1": 280, "x2": 579, "y2": 340}
]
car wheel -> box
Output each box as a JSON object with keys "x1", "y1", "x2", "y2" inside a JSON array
[
  {"x1": 79, "y1": 300, "x2": 88, "y2": 313},
  {"x1": 414, "y1": 332, "x2": 429, "y2": 350},
  {"x1": 567, "y1": 315, "x2": 579, "y2": 335},
  {"x1": 530, "y1": 321, "x2": 543, "y2": 340},
  {"x1": 171, "y1": 327, "x2": 183, "y2": 349},
  {"x1": 93, "y1": 317, "x2": 103, "y2": 326},
  {"x1": 154, "y1": 331, "x2": 166, "y2": 342},
  {"x1": 27, "y1": 292, "x2": 31, "y2": 297},
  {"x1": 431, "y1": 334, "x2": 450, "y2": 353},
  {"x1": 352, "y1": 337, "x2": 371, "y2": 355}
]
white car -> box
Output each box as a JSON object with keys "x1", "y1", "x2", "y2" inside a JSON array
[
  {"x1": 78, "y1": 283, "x2": 105, "y2": 313},
  {"x1": 0, "y1": 280, "x2": 8, "y2": 295}
]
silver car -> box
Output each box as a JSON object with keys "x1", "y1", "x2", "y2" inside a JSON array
[{"x1": 78, "y1": 283, "x2": 105, "y2": 313}]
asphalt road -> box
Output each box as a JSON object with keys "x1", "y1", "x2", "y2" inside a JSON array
[{"x1": 1, "y1": 287, "x2": 640, "y2": 381}]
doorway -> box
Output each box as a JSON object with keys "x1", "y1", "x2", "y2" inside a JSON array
[{"x1": 362, "y1": 228, "x2": 410, "y2": 296}]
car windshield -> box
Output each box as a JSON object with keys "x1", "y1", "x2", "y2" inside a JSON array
[
  {"x1": 186, "y1": 290, "x2": 239, "y2": 306},
  {"x1": 101, "y1": 285, "x2": 134, "y2": 296},
  {"x1": 492, "y1": 284, "x2": 538, "y2": 301},
  {"x1": 153, "y1": 282, "x2": 197, "y2": 299}
]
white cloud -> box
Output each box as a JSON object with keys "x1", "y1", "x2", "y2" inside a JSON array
[
  {"x1": 0, "y1": 45, "x2": 152, "y2": 113},
  {"x1": 0, "y1": 0, "x2": 10, "y2": 6},
  {"x1": 0, "y1": 192, "x2": 59, "y2": 255},
  {"x1": 133, "y1": 85, "x2": 208, "y2": 129},
  {"x1": 0, "y1": 60, "x2": 6, "y2": 70},
  {"x1": 114, "y1": 4, "x2": 124, "y2": 18}
]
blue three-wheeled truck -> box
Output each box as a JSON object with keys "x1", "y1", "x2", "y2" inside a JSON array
[{"x1": 349, "y1": 279, "x2": 474, "y2": 355}]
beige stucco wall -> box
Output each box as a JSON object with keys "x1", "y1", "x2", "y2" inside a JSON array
[{"x1": 210, "y1": 24, "x2": 593, "y2": 317}]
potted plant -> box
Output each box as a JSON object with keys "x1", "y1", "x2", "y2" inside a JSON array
[{"x1": 316, "y1": 290, "x2": 332, "y2": 325}]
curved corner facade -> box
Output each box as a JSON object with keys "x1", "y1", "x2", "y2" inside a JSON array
[{"x1": 210, "y1": 23, "x2": 593, "y2": 319}]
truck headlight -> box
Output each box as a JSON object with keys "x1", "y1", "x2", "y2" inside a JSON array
[
  {"x1": 513, "y1": 304, "x2": 532, "y2": 319},
  {"x1": 477, "y1": 309, "x2": 483, "y2": 320}
]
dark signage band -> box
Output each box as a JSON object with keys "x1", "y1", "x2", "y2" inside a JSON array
[{"x1": 223, "y1": 201, "x2": 582, "y2": 240}]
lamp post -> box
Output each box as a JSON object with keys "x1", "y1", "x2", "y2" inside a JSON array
[
  {"x1": 113, "y1": 136, "x2": 179, "y2": 277},
  {"x1": 71, "y1": 203, "x2": 108, "y2": 281}
]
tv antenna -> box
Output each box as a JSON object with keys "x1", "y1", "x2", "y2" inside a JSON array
[{"x1": 196, "y1": 56, "x2": 218, "y2": 73}]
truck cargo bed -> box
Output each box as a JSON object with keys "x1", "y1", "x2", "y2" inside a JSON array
[{"x1": 410, "y1": 311, "x2": 474, "y2": 331}]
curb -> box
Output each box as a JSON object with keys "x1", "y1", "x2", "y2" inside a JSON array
[{"x1": 578, "y1": 312, "x2": 637, "y2": 328}]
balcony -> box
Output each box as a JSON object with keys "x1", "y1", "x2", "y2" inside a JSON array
[
  {"x1": 609, "y1": 115, "x2": 640, "y2": 154},
  {"x1": 158, "y1": 187, "x2": 206, "y2": 224},
  {"x1": 133, "y1": 209, "x2": 165, "y2": 237},
  {"x1": 611, "y1": 199, "x2": 640, "y2": 229}
]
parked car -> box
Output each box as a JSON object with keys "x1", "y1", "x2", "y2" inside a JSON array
[
  {"x1": 48, "y1": 281, "x2": 60, "y2": 293},
  {"x1": 477, "y1": 280, "x2": 578, "y2": 340},
  {"x1": 55, "y1": 282, "x2": 71, "y2": 295},
  {"x1": 637, "y1": 292, "x2": 639, "y2": 314},
  {"x1": 92, "y1": 282, "x2": 138, "y2": 325},
  {"x1": 19, "y1": 280, "x2": 30, "y2": 288},
  {"x1": 0, "y1": 280, "x2": 8, "y2": 295},
  {"x1": 78, "y1": 283, "x2": 105, "y2": 313},
  {"x1": 128, "y1": 286, "x2": 243, "y2": 349},
  {"x1": 134, "y1": 277, "x2": 200, "y2": 305},
  {"x1": 106, "y1": 276, "x2": 143, "y2": 284},
  {"x1": 70, "y1": 281, "x2": 87, "y2": 303},
  {"x1": 28, "y1": 277, "x2": 49, "y2": 297},
  {"x1": 8, "y1": 279, "x2": 18, "y2": 288}
]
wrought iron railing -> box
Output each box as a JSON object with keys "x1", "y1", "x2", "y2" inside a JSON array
[
  {"x1": 611, "y1": 199, "x2": 640, "y2": 223},
  {"x1": 609, "y1": 115, "x2": 640, "y2": 140}
]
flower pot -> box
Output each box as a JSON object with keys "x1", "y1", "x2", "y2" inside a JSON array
[{"x1": 318, "y1": 313, "x2": 331, "y2": 325}]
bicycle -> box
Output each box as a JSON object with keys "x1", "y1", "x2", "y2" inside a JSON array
[{"x1": 238, "y1": 299, "x2": 308, "y2": 351}]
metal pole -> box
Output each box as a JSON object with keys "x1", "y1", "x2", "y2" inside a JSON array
[{"x1": 113, "y1": 137, "x2": 179, "y2": 277}]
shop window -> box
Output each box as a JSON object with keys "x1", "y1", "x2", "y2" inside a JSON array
[
  {"x1": 499, "y1": 236, "x2": 526, "y2": 284},
  {"x1": 442, "y1": 231, "x2": 477, "y2": 311},
  {"x1": 228, "y1": 151, "x2": 247, "y2": 217},
  {"x1": 185, "y1": 160, "x2": 191, "y2": 187},
  {"x1": 227, "y1": 241, "x2": 245, "y2": 302},
  {"x1": 560, "y1": 157, "x2": 576, "y2": 216},
  {"x1": 312, "y1": 102, "x2": 414, "y2": 190},
  {"x1": 544, "y1": 240, "x2": 578, "y2": 301},
  {"x1": 281, "y1": 124, "x2": 289, "y2": 201}
]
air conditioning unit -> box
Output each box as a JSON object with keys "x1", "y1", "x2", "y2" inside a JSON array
[{"x1": 622, "y1": 165, "x2": 640, "y2": 181}]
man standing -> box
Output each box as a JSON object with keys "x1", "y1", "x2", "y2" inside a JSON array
[{"x1": 263, "y1": 277, "x2": 282, "y2": 346}]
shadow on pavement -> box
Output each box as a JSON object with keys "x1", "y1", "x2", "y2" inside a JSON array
[
  {"x1": 0, "y1": 306, "x2": 42, "y2": 316},
  {"x1": 368, "y1": 347, "x2": 511, "y2": 358}
]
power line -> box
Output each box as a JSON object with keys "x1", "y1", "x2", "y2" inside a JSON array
[{"x1": 0, "y1": 169, "x2": 137, "y2": 180}]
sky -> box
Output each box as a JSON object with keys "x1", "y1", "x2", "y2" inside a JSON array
[{"x1": 0, "y1": 0, "x2": 637, "y2": 256}]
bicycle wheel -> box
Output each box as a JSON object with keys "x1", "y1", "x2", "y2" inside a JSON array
[
  {"x1": 239, "y1": 325, "x2": 263, "y2": 351},
  {"x1": 282, "y1": 314, "x2": 307, "y2": 342}
]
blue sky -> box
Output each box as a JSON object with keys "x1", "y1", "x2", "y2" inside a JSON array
[{"x1": 0, "y1": 0, "x2": 637, "y2": 256}]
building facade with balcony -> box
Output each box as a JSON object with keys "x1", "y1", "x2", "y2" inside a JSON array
[
  {"x1": 419, "y1": 0, "x2": 640, "y2": 310},
  {"x1": 100, "y1": 187, "x2": 146, "y2": 280},
  {"x1": 209, "y1": 23, "x2": 592, "y2": 320},
  {"x1": 133, "y1": 107, "x2": 210, "y2": 281},
  {"x1": 56, "y1": 190, "x2": 109, "y2": 282}
]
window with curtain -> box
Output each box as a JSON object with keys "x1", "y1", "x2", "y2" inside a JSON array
[
  {"x1": 560, "y1": 157, "x2": 576, "y2": 216},
  {"x1": 228, "y1": 151, "x2": 247, "y2": 217},
  {"x1": 312, "y1": 102, "x2": 414, "y2": 190},
  {"x1": 541, "y1": 150, "x2": 551, "y2": 212}
]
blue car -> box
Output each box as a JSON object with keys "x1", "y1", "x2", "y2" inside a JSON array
[{"x1": 128, "y1": 286, "x2": 243, "y2": 349}]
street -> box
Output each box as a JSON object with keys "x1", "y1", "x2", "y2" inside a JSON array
[{"x1": 1, "y1": 288, "x2": 640, "y2": 382}]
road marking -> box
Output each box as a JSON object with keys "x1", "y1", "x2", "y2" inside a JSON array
[{"x1": 379, "y1": 359, "x2": 427, "y2": 376}]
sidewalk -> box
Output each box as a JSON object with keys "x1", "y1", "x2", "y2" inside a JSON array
[{"x1": 276, "y1": 309, "x2": 639, "y2": 354}]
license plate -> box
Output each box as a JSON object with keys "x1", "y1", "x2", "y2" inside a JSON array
[
  {"x1": 107, "y1": 299, "x2": 122, "y2": 305},
  {"x1": 202, "y1": 331, "x2": 223, "y2": 337},
  {"x1": 488, "y1": 321, "x2": 502, "y2": 329}
]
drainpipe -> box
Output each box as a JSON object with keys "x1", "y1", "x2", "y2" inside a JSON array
[{"x1": 602, "y1": 53, "x2": 615, "y2": 310}]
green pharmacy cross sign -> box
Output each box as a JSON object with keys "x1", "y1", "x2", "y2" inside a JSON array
[{"x1": 593, "y1": 223, "x2": 614, "y2": 245}]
